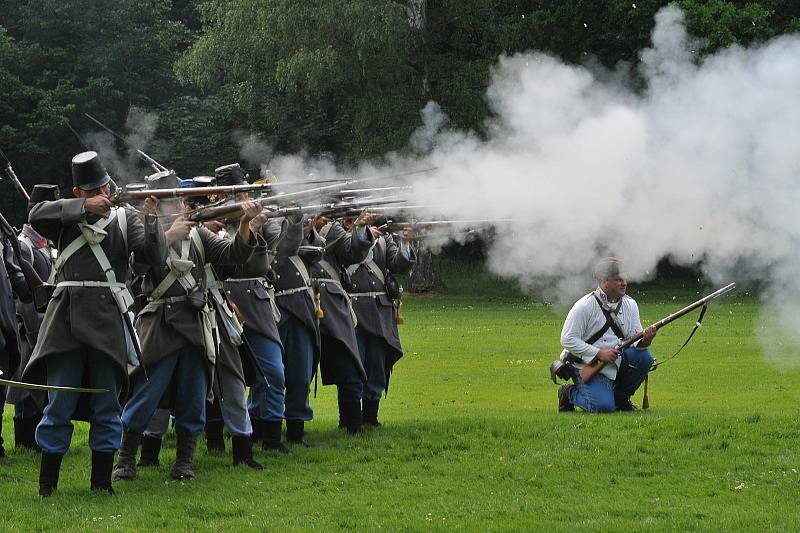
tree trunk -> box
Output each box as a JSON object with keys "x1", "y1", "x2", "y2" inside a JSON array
[{"x1": 406, "y1": 247, "x2": 442, "y2": 293}]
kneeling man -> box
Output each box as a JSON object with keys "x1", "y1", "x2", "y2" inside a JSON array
[{"x1": 557, "y1": 258, "x2": 656, "y2": 413}]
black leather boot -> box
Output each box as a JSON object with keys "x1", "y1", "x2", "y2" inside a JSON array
[
  {"x1": 204, "y1": 420, "x2": 225, "y2": 454},
  {"x1": 38, "y1": 453, "x2": 64, "y2": 498},
  {"x1": 343, "y1": 401, "x2": 363, "y2": 434},
  {"x1": 362, "y1": 400, "x2": 381, "y2": 427},
  {"x1": 250, "y1": 418, "x2": 265, "y2": 444},
  {"x1": 137, "y1": 434, "x2": 162, "y2": 467},
  {"x1": 14, "y1": 416, "x2": 42, "y2": 450},
  {"x1": 171, "y1": 432, "x2": 198, "y2": 480},
  {"x1": 337, "y1": 399, "x2": 346, "y2": 429},
  {"x1": 113, "y1": 431, "x2": 141, "y2": 481},
  {"x1": 286, "y1": 420, "x2": 310, "y2": 447},
  {"x1": 558, "y1": 384, "x2": 575, "y2": 412},
  {"x1": 261, "y1": 420, "x2": 290, "y2": 454},
  {"x1": 91, "y1": 451, "x2": 116, "y2": 494},
  {"x1": 232, "y1": 435, "x2": 264, "y2": 470}
]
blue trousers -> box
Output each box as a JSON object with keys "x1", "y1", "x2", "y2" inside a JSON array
[
  {"x1": 569, "y1": 347, "x2": 653, "y2": 413},
  {"x1": 36, "y1": 349, "x2": 124, "y2": 455},
  {"x1": 245, "y1": 327, "x2": 286, "y2": 422},
  {"x1": 357, "y1": 328, "x2": 388, "y2": 401},
  {"x1": 122, "y1": 347, "x2": 208, "y2": 436},
  {"x1": 280, "y1": 317, "x2": 315, "y2": 421},
  {"x1": 143, "y1": 408, "x2": 171, "y2": 438}
]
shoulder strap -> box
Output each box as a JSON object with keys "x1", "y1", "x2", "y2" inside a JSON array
[
  {"x1": 190, "y1": 227, "x2": 204, "y2": 264},
  {"x1": 117, "y1": 207, "x2": 128, "y2": 251},
  {"x1": 585, "y1": 295, "x2": 624, "y2": 345}
]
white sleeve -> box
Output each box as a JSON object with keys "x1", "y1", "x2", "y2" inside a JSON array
[
  {"x1": 560, "y1": 299, "x2": 600, "y2": 361},
  {"x1": 628, "y1": 299, "x2": 647, "y2": 348}
]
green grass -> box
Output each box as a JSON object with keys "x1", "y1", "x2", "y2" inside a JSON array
[{"x1": 1, "y1": 262, "x2": 798, "y2": 531}]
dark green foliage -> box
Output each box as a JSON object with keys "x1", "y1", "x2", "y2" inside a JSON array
[{"x1": 1, "y1": 0, "x2": 798, "y2": 223}]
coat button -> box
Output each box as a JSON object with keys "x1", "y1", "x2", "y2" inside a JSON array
[
  {"x1": 247, "y1": 289, "x2": 251, "y2": 293},
  {"x1": 100, "y1": 294, "x2": 106, "y2": 300},
  {"x1": 296, "y1": 272, "x2": 300, "y2": 276}
]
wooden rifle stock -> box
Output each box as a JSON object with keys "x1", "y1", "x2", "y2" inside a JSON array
[{"x1": 579, "y1": 283, "x2": 736, "y2": 383}]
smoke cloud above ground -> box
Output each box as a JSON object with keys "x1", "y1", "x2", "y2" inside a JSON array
[
  {"x1": 85, "y1": 107, "x2": 160, "y2": 185},
  {"x1": 408, "y1": 6, "x2": 799, "y2": 306}
]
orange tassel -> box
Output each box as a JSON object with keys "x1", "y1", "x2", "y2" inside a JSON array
[
  {"x1": 642, "y1": 374, "x2": 650, "y2": 410},
  {"x1": 396, "y1": 300, "x2": 405, "y2": 325},
  {"x1": 315, "y1": 292, "x2": 324, "y2": 319}
]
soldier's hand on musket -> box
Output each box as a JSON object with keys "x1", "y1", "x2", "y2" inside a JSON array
[
  {"x1": 596, "y1": 347, "x2": 620, "y2": 363},
  {"x1": 165, "y1": 216, "x2": 195, "y2": 244},
  {"x1": 143, "y1": 195, "x2": 160, "y2": 216},
  {"x1": 638, "y1": 325, "x2": 658, "y2": 348},
  {"x1": 239, "y1": 200, "x2": 261, "y2": 224},
  {"x1": 84, "y1": 195, "x2": 112, "y2": 217},
  {"x1": 249, "y1": 211, "x2": 268, "y2": 234},
  {"x1": 203, "y1": 220, "x2": 226, "y2": 233}
]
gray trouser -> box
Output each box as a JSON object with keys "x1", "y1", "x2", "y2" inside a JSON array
[
  {"x1": 213, "y1": 365, "x2": 252, "y2": 437},
  {"x1": 143, "y1": 408, "x2": 171, "y2": 438}
]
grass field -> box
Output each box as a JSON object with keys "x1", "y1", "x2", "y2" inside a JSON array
[{"x1": 1, "y1": 261, "x2": 798, "y2": 531}]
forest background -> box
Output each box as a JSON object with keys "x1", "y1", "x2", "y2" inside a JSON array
[{"x1": 1, "y1": 0, "x2": 799, "y2": 227}]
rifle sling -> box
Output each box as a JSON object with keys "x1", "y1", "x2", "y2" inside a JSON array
[{"x1": 652, "y1": 304, "x2": 708, "y2": 369}]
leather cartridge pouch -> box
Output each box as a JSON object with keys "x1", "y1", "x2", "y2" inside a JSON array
[
  {"x1": 33, "y1": 283, "x2": 55, "y2": 313},
  {"x1": 384, "y1": 272, "x2": 401, "y2": 300},
  {"x1": 187, "y1": 285, "x2": 206, "y2": 311}
]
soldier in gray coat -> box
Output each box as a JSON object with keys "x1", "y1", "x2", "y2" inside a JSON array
[
  {"x1": 345, "y1": 226, "x2": 415, "y2": 426},
  {"x1": 271, "y1": 218, "x2": 323, "y2": 447},
  {"x1": 310, "y1": 216, "x2": 374, "y2": 433},
  {"x1": 7, "y1": 185, "x2": 59, "y2": 450},
  {"x1": 114, "y1": 176, "x2": 260, "y2": 482},
  {"x1": 222, "y1": 211, "x2": 303, "y2": 455},
  {"x1": 0, "y1": 221, "x2": 31, "y2": 458},
  {"x1": 24, "y1": 151, "x2": 165, "y2": 497}
]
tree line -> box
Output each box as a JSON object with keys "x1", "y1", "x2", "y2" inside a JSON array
[{"x1": 1, "y1": 0, "x2": 797, "y2": 223}]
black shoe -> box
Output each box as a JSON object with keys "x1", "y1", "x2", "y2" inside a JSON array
[
  {"x1": 261, "y1": 420, "x2": 290, "y2": 454},
  {"x1": 550, "y1": 360, "x2": 573, "y2": 384},
  {"x1": 38, "y1": 453, "x2": 64, "y2": 498},
  {"x1": 362, "y1": 400, "x2": 381, "y2": 427},
  {"x1": 14, "y1": 417, "x2": 41, "y2": 451},
  {"x1": 171, "y1": 432, "x2": 198, "y2": 481},
  {"x1": 286, "y1": 420, "x2": 310, "y2": 447},
  {"x1": 558, "y1": 384, "x2": 575, "y2": 412},
  {"x1": 113, "y1": 431, "x2": 141, "y2": 481},
  {"x1": 232, "y1": 436, "x2": 264, "y2": 470},
  {"x1": 204, "y1": 420, "x2": 226, "y2": 454},
  {"x1": 343, "y1": 401, "x2": 363, "y2": 434},
  {"x1": 137, "y1": 435, "x2": 162, "y2": 467},
  {"x1": 91, "y1": 451, "x2": 116, "y2": 494},
  {"x1": 615, "y1": 398, "x2": 638, "y2": 412}
]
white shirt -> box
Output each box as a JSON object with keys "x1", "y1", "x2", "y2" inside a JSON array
[{"x1": 559, "y1": 287, "x2": 644, "y2": 380}]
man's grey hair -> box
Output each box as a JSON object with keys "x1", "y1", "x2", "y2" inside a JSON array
[{"x1": 594, "y1": 257, "x2": 623, "y2": 283}]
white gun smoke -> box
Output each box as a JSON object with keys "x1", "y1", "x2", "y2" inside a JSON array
[
  {"x1": 207, "y1": 5, "x2": 800, "y2": 366},
  {"x1": 85, "y1": 107, "x2": 160, "y2": 185}
]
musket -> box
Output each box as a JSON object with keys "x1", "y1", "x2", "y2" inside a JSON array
[
  {"x1": 84, "y1": 113, "x2": 168, "y2": 173},
  {"x1": 184, "y1": 178, "x2": 395, "y2": 223},
  {"x1": 379, "y1": 219, "x2": 514, "y2": 232},
  {"x1": 0, "y1": 370, "x2": 109, "y2": 393},
  {"x1": 0, "y1": 211, "x2": 52, "y2": 312},
  {"x1": 337, "y1": 186, "x2": 412, "y2": 196},
  {"x1": 244, "y1": 198, "x2": 408, "y2": 223},
  {"x1": 0, "y1": 147, "x2": 31, "y2": 202},
  {"x1": 579, "y1": 283, "x2": 736, "y2": 383},
  {"x1": 113, "y1": 182, "x2": 284, "y2": 203}
]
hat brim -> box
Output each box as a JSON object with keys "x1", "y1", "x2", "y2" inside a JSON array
[{"x1": 77, "y1": 174, "x2": 111, "y2": 191}]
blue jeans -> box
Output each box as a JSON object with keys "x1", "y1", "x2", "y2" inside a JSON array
[
  {"x1": 122, "y1": 347, "x2": 208, "y2": 436},
  {"x1": 280, "y1": 317, "x2": 315, "y2": 421},
  {"x1": 245, "y1": 327, "x2": 286, "y2": 422},
  {"x1": 569, "y1": 347, "x2": 654, "y2": 413},
  {"x1": 36, "y1": 349, "x2": 124, "y2": 454},
  {"x1": 356, "y1": 328, "x2": 388, "y2": 401}
]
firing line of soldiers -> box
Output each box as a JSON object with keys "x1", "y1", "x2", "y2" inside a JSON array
[{"x1": 0, "y1": 151, "x2": 418, "y2": 498}]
